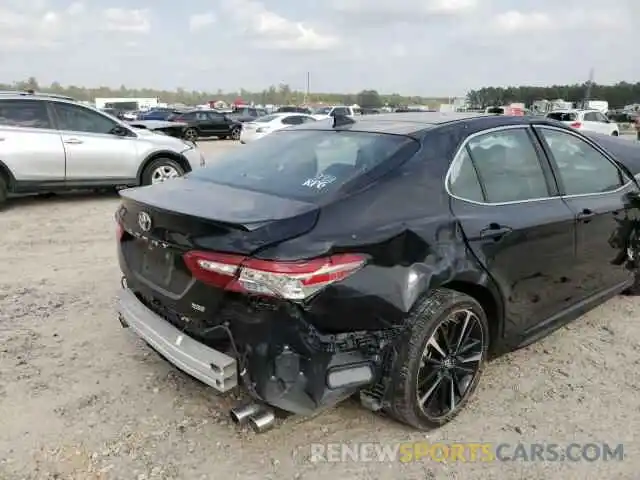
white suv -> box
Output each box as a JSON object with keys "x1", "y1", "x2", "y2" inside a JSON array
[
  {"x1": 546, "y1": 109, "x2": 620, "y2": 136},
  {"x1": 0, "y1": 92, "x2": 206, "y2": 207}
]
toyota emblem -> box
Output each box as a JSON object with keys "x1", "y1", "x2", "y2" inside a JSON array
[{"x1": 138, "y1": 211, "x2": 152, "y2": 232}]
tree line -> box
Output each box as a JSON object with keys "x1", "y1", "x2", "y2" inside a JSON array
[
  {"x1": 4, "y1": 77, "x2": 640, "y2": 109},
  {"x1": 2, "y1": 78, "x2": 447, "y2": 108},
  {"x1": 467, "y1": 82, "x2": 640, "y2": 109}
]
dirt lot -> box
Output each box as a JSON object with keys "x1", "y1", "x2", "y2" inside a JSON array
[{"x1": 1, "y1": 139, "x2": 639, "y2": 479}]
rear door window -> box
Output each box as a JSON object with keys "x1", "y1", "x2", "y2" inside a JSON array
[
  {"x1": 189, "y1": 130, "x2": 419, "y2": 201},
  {"x1": 281, "y1": 115, "x2": 304, "y2": 125},
  {"x1": 449, "y1": 128, "x2": 551, "y2": 203},
  {"x1": 0, "y1": 99, "x2": 52, "y2": 129},
  {"x1": 546, "y1": 112, "x2": 577, "y2": 122}
]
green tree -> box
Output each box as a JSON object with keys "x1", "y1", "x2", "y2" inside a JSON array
[{"x1": 356, "y1": 90, "x2": 382, "y2": 108}]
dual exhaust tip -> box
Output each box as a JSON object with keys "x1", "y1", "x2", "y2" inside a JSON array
[{"x1": 230, "y1": 403, "x2": 276, "y2": 433}]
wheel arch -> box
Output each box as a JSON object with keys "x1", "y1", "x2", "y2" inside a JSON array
[
  {"x1": 439, "y1": 277, "x2": 504, "y2": 352},
  {"x1": 0, "y1": 160, "x2": 16, "y2": 190},
  {"x1": 136, "y1": 150, "x2": 191, "y2": 185}
]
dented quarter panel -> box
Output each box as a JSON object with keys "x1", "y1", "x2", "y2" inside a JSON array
[{"x1": 254, "y1": 122, "x2": 503, "y2": 335}]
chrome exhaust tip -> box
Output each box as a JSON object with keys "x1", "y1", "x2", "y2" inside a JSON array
[
  {"x1": 248, "y1": 409, "x2": 276, "y2": 433},
  {"x1": 230, "y1": 403, "x2": 262, "y2": 425}
]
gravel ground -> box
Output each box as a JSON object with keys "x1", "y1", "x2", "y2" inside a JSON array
[{"x1": 1, "y1": 138, "x2": 639, "y2": 480}]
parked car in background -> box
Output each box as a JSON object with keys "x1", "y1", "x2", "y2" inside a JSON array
[
  {"x1": 137, "y1": 108, "x2": 184, "y2": 121},
  {"x1": 114, "y1": 111, "x2": 640, "y2": 433},
  {"x1": 275, "y1": 106, "x2": 312, "y2": 114},
  {"x1": 127, "y1": 119, "x2": 192, "y2": 141},
  {"x1": 311, "y1": 105, "x2": 357, "y2": 120},
  {"x1": 546, "y1": 109, "x2": 619, "y2": 136},
  {"x1": 227, "y1": 107, "x2": 268, "y2": 123},
  {"x1": 0, "y1": 93, "x2": 205, "y2": 207},
  {"x1": 120, "y1": 110, "x2": 139, "y2": 121},
  {"x1": 239, "y1": 112, "x2": 316, "y2": 144},
  {"x1": 101, "y1": 107, "x2": 126, "y2": 120},
  {"x1": 170, "y1": 109, "x2": 243, "y2": 141}
]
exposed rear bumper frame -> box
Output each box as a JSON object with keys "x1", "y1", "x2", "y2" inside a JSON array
[{"x1": 117, "y1": 287, "x2": 238, "y2": 392}]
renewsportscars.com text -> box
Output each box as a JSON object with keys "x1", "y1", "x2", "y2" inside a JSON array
[{"x1": 309, "y1": 442, "x2": 625, "y2": 463}]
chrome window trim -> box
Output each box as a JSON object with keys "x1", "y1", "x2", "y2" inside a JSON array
[{"x1": 445, "y1": 124, "x2": 633, "y2": 206}]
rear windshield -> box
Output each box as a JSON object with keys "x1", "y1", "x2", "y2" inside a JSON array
[
  {"x1": 547, "y1": 112, "x2": 576, "y2": 121},
  {"x1": 189, "y1": 130, "x2": 419, "y2": 201}
]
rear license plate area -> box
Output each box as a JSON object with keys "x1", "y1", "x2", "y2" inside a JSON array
[{"x1": 140, "y1": 242, "x2": 174, "y2": 287}]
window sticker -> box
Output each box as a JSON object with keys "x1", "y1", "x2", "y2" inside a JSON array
[{"x1": 302, "y1": 174, "x2": 337, "y2": 190}]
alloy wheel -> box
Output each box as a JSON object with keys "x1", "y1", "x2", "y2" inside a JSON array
[
  {"x1": 231, "y1": 128, "x2": 241, "y2": 140},
  {"x1": 416, "y1": 308, "x2": 485, "y2": 419},
  {"x1": 184, "y1": 128, "x2": 198, "y2": 142},
  {"x1": 151, "y1": 165, "x2": 180, "y2": 184}
]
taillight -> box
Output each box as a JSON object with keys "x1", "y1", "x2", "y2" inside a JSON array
[
  {"x1": 569, "y1": 122, "x2": 582, "y2": 128},
  {"x1": 183, "y1": 251, "x2": 367, "y2": 300},
  {"x1": 116, "y1": 221, "x2": 124, "y2": 241}
]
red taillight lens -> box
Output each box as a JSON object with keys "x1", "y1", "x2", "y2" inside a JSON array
[
  {"x1": 183, "y1": 251, "x2": 367, "y2": 300},
  {"x1": 116, "y1": 222, "x2": 124, "y2": 241},
  {"x1": 569, "y1": 122, "x2": 582, "y2": 128}
]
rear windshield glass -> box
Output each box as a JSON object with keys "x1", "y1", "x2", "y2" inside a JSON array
[
  {"x1": 189, "y1": 130, "x2": 418, "y2": 201},
  {"x1": 547, "y1": 112, "x2": 576, "y2": 121}
]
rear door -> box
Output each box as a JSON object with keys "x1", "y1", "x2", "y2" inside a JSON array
[
  {"x1": 194, "y1": 111, "x2": 215, "y2": 135},
  {"x1": 448, "y1": 126, "x2": 579, "y2": 333},
  {"x1": 582, "y1": 111, "x2": 606, "y2": 134},
  {"x1": 0, "y1": 99, "x2": 65, "y2": 182},
  {"x1": 534, "y1": 125, "x2": 638, "y2": 296},
  {"x1": 205, "y1": 111, "x2": 228, "y2": 135},
  {"x1": 50, "y1": 101, "x2": 139, "y2": 182}
]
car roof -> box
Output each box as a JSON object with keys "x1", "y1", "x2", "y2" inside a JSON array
[
  {"x1": 549, "y1": 109, "x2": 599, "y2": 114},
  {"x1": 0, "y1": 91, "x2": 76, "y2": 102},
  {"x1": 293, "y1": 112, "x2": 504, "y2": 135}
]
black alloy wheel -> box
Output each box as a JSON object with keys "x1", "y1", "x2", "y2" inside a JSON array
[
  {"x1": 385, "y1": 289, "x2": 489, "y2": 430},
  {"x1": 416, "y1": 308, "x2": 484, "y2": 420},
  {"x1": 183, "y1": 127, "x2": 198, "y2": 142}
]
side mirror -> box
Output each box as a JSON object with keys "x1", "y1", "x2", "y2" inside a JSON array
[{"x1": 111, "y1": 125, "x2": 131, "y2": 137}]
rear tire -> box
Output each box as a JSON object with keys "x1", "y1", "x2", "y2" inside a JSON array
[
  {"x1": 0, "y1": 175, "x2": 7, "y2": 210},
  {"x1": 384, "y1": 288, "x2": 489, "y2": 431},
  {"x1": 141, "y1": 158, "x2": 185, "y2": 186},
  {"x1": 231, "y1": 127, "x2": 241, "y2": 140},
  {"x1": 612, "y1": 131, "x2": 619, "y2": 136}
]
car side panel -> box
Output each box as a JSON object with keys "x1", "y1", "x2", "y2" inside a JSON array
[{"x1": 0, "y1": 125, "x2": 65, "y2": 181}]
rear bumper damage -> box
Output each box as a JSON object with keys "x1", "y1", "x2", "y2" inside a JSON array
[
  {"x1": 116, "y1": 284, "x2": 403, "y2": 417},
  {"x1": 117, "y1": 288, "x2": 238, "y2": 391}
]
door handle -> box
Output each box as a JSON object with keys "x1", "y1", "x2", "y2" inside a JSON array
[
  {"x1": 577, "y1": 208, "x2": 595, "y2": 222},
  {"x1": 64, "y1": 138, "x2": 83, "y2": 144},
  {"x1": 480, "y1": 223, "x2": 513, "y2": 240}
]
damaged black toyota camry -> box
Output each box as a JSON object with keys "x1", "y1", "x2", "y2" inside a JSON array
[{"x1": 115, "y1": 112, "x2": 640, "y2": 432}]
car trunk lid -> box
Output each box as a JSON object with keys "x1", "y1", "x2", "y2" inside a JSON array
[{"x1": 116, "y1": 178, "x2": 319, "y2": 309}]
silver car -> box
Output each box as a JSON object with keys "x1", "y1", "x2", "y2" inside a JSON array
[{"x1": 0, "y1": 91, "x2": 205, "y2": 207}]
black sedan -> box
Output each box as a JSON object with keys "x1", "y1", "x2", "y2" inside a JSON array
[
  {"x1": 114, "y1": 112, "x2": 640, "y2": 432},
  {"x1": 169, "y1": 110, "x2": 243, "y2": 141}
]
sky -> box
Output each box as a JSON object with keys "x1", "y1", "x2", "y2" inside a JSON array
[{"x1": 0, "y1": 0, "x2": 638, "y2": 96}]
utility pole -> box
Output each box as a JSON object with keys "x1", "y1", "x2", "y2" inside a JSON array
[
  {"x1": 303, "y1": 71, "x2": 310, "y2": 105},
  {"x1": 584, "y1": 67, "x2": 594, "y2": 108}
]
